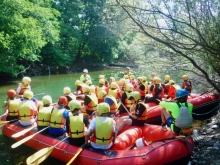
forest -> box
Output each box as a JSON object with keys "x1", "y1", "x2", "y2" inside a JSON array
[{"x1": 0, "y1": 0, "x2": 220, "y2": 93}]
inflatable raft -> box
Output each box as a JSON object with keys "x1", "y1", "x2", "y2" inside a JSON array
[{"x1": 1, "y1": 115, "x2": 193, "y2": 165}]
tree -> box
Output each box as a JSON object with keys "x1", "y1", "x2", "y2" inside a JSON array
[{"x1": 116, "y1": 0, "x2": 220, "y2": 93}]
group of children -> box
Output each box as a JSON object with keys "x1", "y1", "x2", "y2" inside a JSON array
[{"x1": 4, "y1": 68, "x2": 193, "y2": 150}]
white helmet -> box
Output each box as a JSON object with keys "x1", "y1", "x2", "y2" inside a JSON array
[
  {"x1": 63, "y1": 87, "x2": 71, "y2": 94},
  {"x1": 83, "y1": 69, "x2": 88, "y2": 73}
]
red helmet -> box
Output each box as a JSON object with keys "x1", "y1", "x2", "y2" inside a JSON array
[
  {"x1": 7, "y1": 89, "x2": 16, "y2": 98},
  {"x1": 58, "y1": 96, "x2": 68, "y2": 106}
]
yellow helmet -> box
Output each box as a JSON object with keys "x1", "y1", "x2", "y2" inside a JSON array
[
  {"x1": 142, "y1": 76, "x2": 147, "y2": 82},
  {"x1": 137, "y1": 77, "x2": 143, "y2": 83},
  {"x1": 23, "y1": 90, "x2": 33, "y2": 100},
  {"x1": 126, "y1": 67, "x2": 130, "y2": 70},
  {"x1": 128, "y1": 91, "x2": 141, "y2": 101},
  {"x1": 109, "y1": 77, "x2": 115, "y2": 82},
  {"x1": 68, "y1": 100, "x2": 81, "y2": 111},
  {"x1": 130, "y1": 75, "x2": 135, "y2": 80},
  {"x1": 75, "y1": 80, "x2": 81, "y2": 86},
  {"x1": 123, "y1": 75, "x2": 129, "y2": 79},
  {"x1": 98, "y1": 90, "x2": 107, "y2": 99},
  {"x1": 63, "y1": 87, "x2": 71, "y2": 94},
  {"x1": 182, "y1": 75, "x2": 188, "y2": 80},
  {"x1": 119, "y1": 78, "x2": 126, "y2": 85},
  {"x1": 110, "y1": 82, "x2": 118, "y2": 89},
  {"x1": 153, "y1": 77, "x2": 161, "y2": 84},
  {"x1": 99, "y1": 75, "x2": 105, "y2": 79},
  {"x1": 86, "y1": 80, "x2": 92, "y2": 85},
  {"x1": 164, "y1": 75, "x2": 170, "y2": 81},
  {"x1": 42, "y1": 95, "x2": 52, "y2": 105},
  {"x1": 99, "y1": 78, "x2": 105, "y2": 85},
  {"x1": 22, "y1": 77, "x2": 31, "y2": 84},
  {"x1": 97, "y1": 102, "x2": 110, "y2": 115},
  {"x1": 82, "y1": 85, "x2": 90, "y2": 93},
  {"x1": 169, "y1": 80, "x2": 175, "y2": 85},
  {"x1": 126, "y1": 83, "x2": 133, "y2": 92}
]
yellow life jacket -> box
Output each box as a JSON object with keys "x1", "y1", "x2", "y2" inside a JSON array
[
  {"x1": 50, "y1": 108, "x2": 66, "y2": 128},
  {"x1": 96, "y1": 86, "x2": 106, "y2": 97},
  {"x1": 89, "y1": 85, "x2": 96, "y2": 95},
  {"x1": 94, "y1": 117, "x2": 113, "y2": 145},
  {"x1": 18, "y1": 101, "x2": 34, "y2": 121},
  {"x1": 8, "y1": 99, "x2": 20, "y2": 116},
  {"x1": 69, "y1": 114, "x2": 84, "y2": 138},
  {"x1": 86, "y1": 94, "x2": 98, "y2": 111},
  {"x1": 124, "y1": 92, "x2": 132, "y2": 108},
  {"x1": 37, "y1": 106, "x2": 53, "y2": 126},
  {"x1": 108, "y1": 89, "x2": 117, "y2": 98},
  {"x1": 19, "y1": 84, "x2": 30, "y2": 95}
]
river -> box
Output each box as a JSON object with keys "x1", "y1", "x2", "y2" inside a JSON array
[{"x1": 0, "y1": 68, "x2": 204, "y2": 165}]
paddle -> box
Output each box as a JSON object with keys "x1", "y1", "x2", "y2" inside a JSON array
[
  {"x1": 33, "y1": 93, "x2": 46, "y2": 97},
  {"x1": 26, "y1": 136, "x2": 69, "y2": 165},
  {"x1": 66, "y1": 144, "x2": 86, "y2": 165},
  {"x1": 199, "y1": 87, "x2": 214, "y2": 96},
  {"x1": 118, "y1": 100, "x2": 130, "y2": 114},
  {"x1": 12, "y1": 124, "x2": 36, "y2": 138},
  {"x1": 0, "y1": 119, "x2": 18, "y2": 128},
  {"x1": 0, "y1": 114, "x2": 6, "y2": 118},
  {"x1": 11, "y1": 126, "x2": 49, "y2": 149},
  {"x1": 147, "y1": 135, "x2": 186, "y2": 145}
]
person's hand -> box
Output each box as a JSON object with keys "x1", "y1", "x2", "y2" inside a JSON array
[{"x1": 64, "y1": 133, "x2": 68, "y2": 137}]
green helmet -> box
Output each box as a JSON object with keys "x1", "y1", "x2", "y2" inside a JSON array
[
  {"x1": 126, "y1": 83, "x2": 133, "y2": 92},
  {"x1": 98, "y1": 90, "x2": 107, "y2": 99},
  {"x1": 23, "y1": 90, "x2": 33, "y2": 100},
  {"x1": 128, "y1": 91, "x2": 141, "y2": 101},
  {"x1": 97, "y1": 103, "x2": 110, "y2": 115},
  {"x1": 42, "y1": 95, "x2": 52, "y2": 105},
  {"x1": 68, "y1": 100, "x2": 81, "y2": 111}
]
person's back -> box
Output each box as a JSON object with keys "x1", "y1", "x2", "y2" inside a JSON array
[{"x1": 85, "y1": 103, "x2": 116, "y2": 150}]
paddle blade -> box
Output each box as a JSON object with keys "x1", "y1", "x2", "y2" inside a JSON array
[
  {"x1": 66, "y1": 144, "x2": 86, "y2": 165},
  {"x1": 11, "y1": 134, "x2": 35, "y2": 148},
  {"x1": 12, "y1": 125, "x2": 36, "y2": 138},
  {"x1": 0, "y1": 121, "x2": 9, "y2": 128},
  {"x1": 26, "y1": 146, "x2": 54, "y2": 165}
]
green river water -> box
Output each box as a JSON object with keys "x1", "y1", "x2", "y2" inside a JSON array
[{"x1": 0, "y1": 68, "x2": 204, "y2": 165}]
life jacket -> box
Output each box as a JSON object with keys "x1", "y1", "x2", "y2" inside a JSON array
[
  {"x1": 18, "y1": 83, "x2": 30, "y2": 95},
  {"x1": 68, "y1": 114, "x2": 84, "y2": 138},
  {"x1": 18, "y1": 101, "x2": 34, "y2": 121},
  {"x1": 182, "y1": 80, "x2": 192, "y2": 92},
  {"x1": 124, "y1": 92, "x2": 132, "y2": 108},
  {"x1": 86, "y1": 94, "x2": 98, "y2": 111},
  {"x1": 89, "y1": 85, "x2": 96, "y2": 95},
  {"x1": 91, "y1": 117, "x2": 113, "y2": 145},
  {"x1": 96, "y1": 86, "x2": 106, "y2": 97},
  {"x1": 138, "y1": 84, "x2": 146, "y2": 97},
  {"x1": 135, "y1": 102, "x2": 148, "y2": 121},
  {"x1": 105, "y1": 96, "x2": 117, "y2": 113},
  {"x1": 8, "y1": 99, "x2": 20, "y2": 116},
  {"x1": 144, "y1": 82, "x2": 148, "y2": 93},
  {"x1": 175, "y1": 103, "x2": 193, "y2": 129},
  {"x1": 37, "y1": 106, "x2": 53, "y2": 126},
  {"x1": 108, "y1": 88, "x2": 117, "y2": 98},
  {"x1": 50, "y1": 108, "x2": 66, "y2": 128},
  {"x1": 152, "y1": 85, "x2": 164, "y2": 99},
  {"x1": 167, "y1": 85, "x2": 176, "y2": 99}
]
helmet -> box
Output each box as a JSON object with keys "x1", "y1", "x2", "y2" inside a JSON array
[
  {"x1": 98, "y1": 90, "x2": 107, "y2": 99},
  {"x1": 58, "y1": 96, "x2": 68, "y2": 106},
  {"x1": 123, "y1": 75, "x2": 129, "y2": 79},
  {"x1": 63, "y1": 87, "x2": 71, "y2": 94},
  {"x1": 85, "y1": 80, "x2": 92, "y2": 85},
  {"x1": 22, "y1": 77, "x2": 31, "y2": 84},
  {"x1": 126, "y1": 83, "x2": 134, "y2": 92},
  {"x1": 130, "y1": 75, "x2": 135, "y2": 80},
  {"x1": 164, "y1": 75, "x2": 170, "y2": 81},
  {"x1": 68, "y1": 100, "x2": 81, "y2": 111},
  {"x1": 110, "y1": 82, "x2": 118, "y2": 89},
  {"x1": 83, "y1": 69, "x2": 88, "y2": 73},
  {"x1": 153, "y1": 77, "x2": 161, "y2": 84},
  {"x1": 137, "y1": 77, "x2": 143, "y2": 83},
  {"x1": 99, "y1": 79, "x2": 105, "y2": 85},
  {"x1": 109, "y1": 77, "x2": 115, "y2": 82},
  {"x1": 128, "y1": 91, "x2": 141, "y2": 101},
  {"x1": 126, "y1": 67, "x2": 130, "y2": 70},
  {"x1": 119, "y1": 78, "x2": 126, "y2": 85},
  {"x1": 142, "y1": 76, "x2": 147, "y2": 82},
  {"x1": 97, "y1": 102, "x2": 110, "y2": 115},
  {"x1": 82, "y1": 85, "x2": 90, "y2": 93},
  {"x1": 7, "y1": 89, "x2": 16, "y2": 98},
  {"x1": 23, "y1": 90, "x2": 33, "y2": 100},
  {"x1": 182, "y1": 75, "x2": 188, "y2": 80},
  {"x1": 169, "y1": 80, "x2": 175, "y2": 85},
  {"x1": 151, "y1": 73, "x2": 156, "y2": 77},
  {"x1": 42, "y1": 95, "x2": 52, "y2": 105},
  {"x1": 75, "y1": 80, "x2": 81, "y2": 86},
  {"x1": 176, "y1": 89, "x2": 189, "y2": 98},
  {"x1": 99, "y1": 75, "x2": 105, "y2": 79}
]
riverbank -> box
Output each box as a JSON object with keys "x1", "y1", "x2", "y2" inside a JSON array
[{"x1": 191, "y1": 109, "x2": 220, "y2": 165}]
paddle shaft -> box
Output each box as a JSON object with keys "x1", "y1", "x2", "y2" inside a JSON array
[
  {"x1": 0, "y1": 119, "x2": 18, "y2": 128},
  {"x1": 147, "y1": 135, "x2": 186, "y2": 145},
  {"x1": 200, "y1": 87, "x2": 214, "y2": 96},
  {"x1": 27, "y1": 136, "x2": 69, "y2": 165},
  {"x1": 66, "y1": 144, "x2": 86, "y2": 165},
  {"x1": 119, "y1": 100, "x2": 130, "y2": 114},
  {"x1": 34, "y1": 93, "x2": 46, "y2": 97},
  {"x1": 11, "y1": 126, "x2": 49, "y2": 148},
  {"x1": 12, "y1": 125, "x2": 36, "y2": 138}
]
